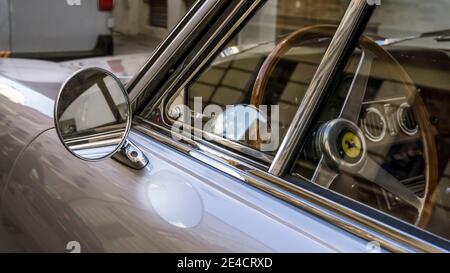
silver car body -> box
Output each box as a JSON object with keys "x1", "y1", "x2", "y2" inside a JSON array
[{"x1": 61, "y1": 53, "x2": 152, "y2": 85}]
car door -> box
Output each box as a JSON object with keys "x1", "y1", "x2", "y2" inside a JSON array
[
  {"x1": 0, "y1": 0, "x2": 10, "y2": 53},
  {"x1": 2, "y1": 126, "x2": 378, "y2": 252}
]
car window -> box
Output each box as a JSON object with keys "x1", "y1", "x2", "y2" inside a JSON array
[
  {"x1": 145, "y1": 0, "x2": 350, "y2": 162},
  {"x1": 289, "y1": 0, "x2": 450, "y2": 241}
]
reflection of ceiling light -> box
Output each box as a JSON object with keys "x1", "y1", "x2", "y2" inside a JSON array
[
  {"x1": 146, "y1": 172, "x2": 203, "y2": 229},
  {"x1": 0, "y1": 84, "x2": 25, "y2": 104},
  {"x1": 295, "y1": 1, "x2": 301, "y2": 9}
]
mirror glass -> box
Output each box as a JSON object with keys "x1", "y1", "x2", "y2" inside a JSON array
[{"x1": 55, "y1": 68, "x2": 131, "y2": 161}]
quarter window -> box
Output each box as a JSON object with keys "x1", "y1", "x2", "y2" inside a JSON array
[{"x1": 145, "y1": 0, "x2": 350, "y2": 163}]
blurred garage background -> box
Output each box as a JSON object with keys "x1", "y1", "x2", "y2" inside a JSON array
[
  {"x1": 0, "y1": 0, "x2": 199, "y2": 81},
  {"x1": 1, "y1": 0, "x2": 447, "y2": 83},
  {"x1": 0, "y1": 0, "x2": 346, "y2": 82}
]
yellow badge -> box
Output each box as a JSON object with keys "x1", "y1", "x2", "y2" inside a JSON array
[{"x1": 341, "y1": 132, "x2": 362, "y2": 159}]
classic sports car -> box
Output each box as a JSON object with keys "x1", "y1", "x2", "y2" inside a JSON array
[{"x1": 0, "y1": 0, "x2": 449, "y2": 253}]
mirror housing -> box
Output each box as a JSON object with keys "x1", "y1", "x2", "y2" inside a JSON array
[{"x1": 54, "y1": 68, "x2": 131, "y2": 161}]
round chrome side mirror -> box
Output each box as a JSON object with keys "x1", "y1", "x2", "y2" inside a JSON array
[{"x1": 54, "y1": 68, "x2": 131, "y2": 161}]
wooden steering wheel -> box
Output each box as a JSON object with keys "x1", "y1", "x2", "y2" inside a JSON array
[{"x1": 251, "y1": 25, "x2": 438, "y2": 227}]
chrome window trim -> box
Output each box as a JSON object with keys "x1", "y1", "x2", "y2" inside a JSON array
[
  {"x1": 128, "y1": 0, "x2": 264, "y2": 113},
  {"x1": 127, "y1": 0, "x2": 448, "y2": 252},
  {"x1": 161, "y1": 104, "x2": 274, "y2": 166},
  {"x1": 169, "y1": 122, "x2": 273, "y2": 166},
  {"x1": 141, "y1": 0, "x2": 264, "y2": 115},
  {"x1": 133, "y1": 0, "x2": 270, "y2": 166},
  {"x1": 127, "y1": 0, "x2": 224, "y2": 106},
  {"x1": 136, "y1": 116, "x2": 270, "y2": 170},
  {"x1": 162, "y1": 108, "x2": 274, "y2": 165},
  {"x1": 269, "y1": 0, "x2": 371, "y2": 176}
]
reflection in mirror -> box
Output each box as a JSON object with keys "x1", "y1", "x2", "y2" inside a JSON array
[{"x1": 55, "y1": 68, "x2": 130, "y2": 161}]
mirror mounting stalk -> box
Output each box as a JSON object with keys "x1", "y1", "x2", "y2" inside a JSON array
[{"x1": 113, "y1": 139, "x2": 149, "y2": 170}]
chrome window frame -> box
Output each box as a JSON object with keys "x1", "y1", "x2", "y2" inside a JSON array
[
  {"x1": 135, "y1": 0, "x2": 272, "y2": 169},
  {"x1": 269, "y1": 1, "x2": 371, "y2": 176},
  {"x1": 128, "y1": 0, "x2": 449, "y2": 252}
]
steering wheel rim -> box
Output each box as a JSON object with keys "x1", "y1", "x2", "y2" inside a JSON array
[{"x1": 251, "y1": 25, "x2": 438, "y2": 227}]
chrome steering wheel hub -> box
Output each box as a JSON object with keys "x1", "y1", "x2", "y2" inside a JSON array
[{"x1": 317, "y1": 118, "x2": 367, "y2": 172}]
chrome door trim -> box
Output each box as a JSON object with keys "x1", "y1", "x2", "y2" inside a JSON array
[
  {"x1": 162, "y1": 110, "x2": 274, "y2": 165},
  {"x1": 133, "y1": 122, "x2": 446, "y2": 253},
  {"x1": 136, "y1": 116, "x2": 269, "y2": 170},
  {"x1": 158, "y1": 113, "x2": 274, "y2": 165},
  {"x1": 269, "y1": 0, "x2": 371, "y2": 176}
]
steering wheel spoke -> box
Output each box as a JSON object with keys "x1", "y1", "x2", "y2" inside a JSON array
[
  {"x1": 353, "y1": 156, "x2": 423, "y2": 211},
  {"x1": 340, "y1": 50, "x2": 375, "y2": 123},
  {"x1": 313, "y1": 157, "x2": 339, "y2": 188}
]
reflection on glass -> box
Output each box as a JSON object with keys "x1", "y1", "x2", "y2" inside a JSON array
[
  {"x1": 56, "y1": 68, "x2": 129, "y2": 160},
  {"x1": 291, "y1": 0, "x2": 450, "y2": 241},
  {"x1": 145, "y1": 0, "x2": 351, "y2": 156}
]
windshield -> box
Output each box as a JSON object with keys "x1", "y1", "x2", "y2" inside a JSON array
[{"x1": 368, "y1": 0, "x2": 450, "y2": 50}]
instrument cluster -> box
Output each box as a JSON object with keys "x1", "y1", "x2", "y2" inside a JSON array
[{"x1": 360, "y1": 100, "x2": 419, "y2": 143}]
